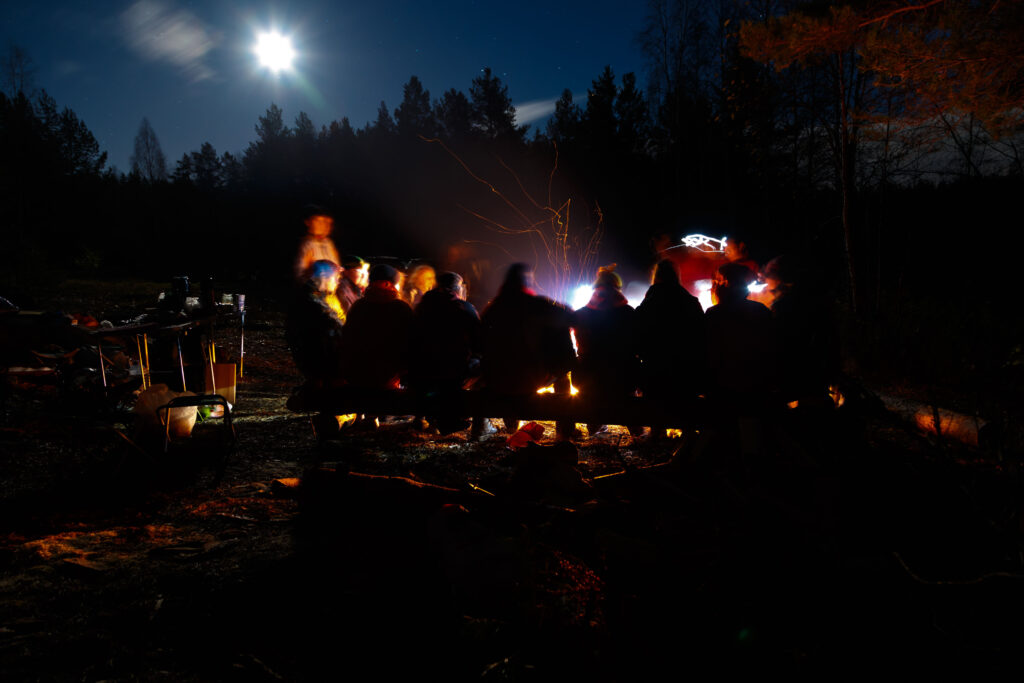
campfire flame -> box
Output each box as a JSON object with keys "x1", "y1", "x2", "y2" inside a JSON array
[{"x1": 537, "y1": 374, "x2": 579, "y2": 396}]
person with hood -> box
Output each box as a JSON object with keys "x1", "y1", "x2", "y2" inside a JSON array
[
  {"x1": 341, "y1": 263, "x2": 414, "y2": 389},
  {"x1": 635, "y1": 259, "x2": 706, "y2": 434},
  {"x1": 408, "y1": 272, "x2": 482, "y2": 434},
  {"x1": 572, "y1": 264, "x2": 640, "y2": 436},
  {"x1": 286, "y1": 259, "x2": 345, "y2": 385},
  {"x1": 480, "y1": 263, "x2": 574, "y2": 434}
]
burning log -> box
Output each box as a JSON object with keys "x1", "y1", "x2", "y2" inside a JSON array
[{"x1": 879, "y1": 395, "x2": 998, "y2": 449}]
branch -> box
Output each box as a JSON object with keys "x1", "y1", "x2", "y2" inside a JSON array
[{"x1": 857, "y1": 0, "x2": 948, "y2": 29}]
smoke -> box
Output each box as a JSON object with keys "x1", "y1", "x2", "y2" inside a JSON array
[
  {"x1": 513, "y1": 92, "x2": 585, "y2": 127},
  {"x1": 120, "y1": 0, "x2": 218, "y2": 83}
]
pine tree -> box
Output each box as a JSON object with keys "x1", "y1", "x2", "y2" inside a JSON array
[
  {"x1": 583, "y1": 66, "x2": 618, "y2": 146},
  {"x1": 615, "y1": 73, "x2": 649, "y2": 155},
  {"x1": 546, "y1": 89, "x2": 581, "y2": 144},
  {"x1": 294, "y1": 111, "x2": 316, "y2": 140},
  {"x1": 433, "y1": 88, "x2": 473, "y2": 141},
  {"x1": 395, "y1": 75, "x2": 434, "y2": 138},
  {"x1": 469, "y1": 68, "x2": 525, "y2": 141}
]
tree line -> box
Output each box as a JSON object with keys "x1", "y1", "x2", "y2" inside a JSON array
[{"x1": 2, "y1": 1, "x2": 1023, "y2": 388}]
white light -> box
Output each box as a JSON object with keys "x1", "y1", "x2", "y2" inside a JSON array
[
  {"x1": 695, "y1": 279, "x2": 713, "y2": 311},
  {"x1": 624, "y1": 281, "x2": 648, "y2": 308},
  {"x1": 570, "y1": 284, "x2": 593, "y2": 310},
  {"x1": 255, "y1": 32, "x2": 295, "y2": 73},
  {"x1": 748, "y1": 282, "x2": 767, "y2": 294}
]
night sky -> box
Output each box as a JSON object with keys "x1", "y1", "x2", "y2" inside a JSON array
[{"x1": 3, "y1": 1, "x2": 649, "y2": 172}]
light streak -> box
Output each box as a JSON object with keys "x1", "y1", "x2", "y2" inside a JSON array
[{"x1": 681, "y1": 234, "x2": 728, "y2": 252}]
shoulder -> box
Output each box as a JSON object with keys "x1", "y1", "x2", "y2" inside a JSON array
[{"x1": 743, "y1": 299, "x2": 771, "y2": 315}]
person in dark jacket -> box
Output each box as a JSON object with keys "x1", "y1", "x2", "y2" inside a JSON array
[
  {"x1": 573, "y1": 264, "x2": 639, "y2": 436},
  {"x1": 408, "y1": 272, "x2": 482, "y2": 434},
  {"x1": 480, "y1": 263, "x2": 574, "y2": 434},
  {"x1": 704, "y1": 262, "x2": 776, "y2": 411},
  {"x1": 763, "y1": 255, "x2": 839, "y2": 409},
  {"x1": 337, "y1": 255, "x2": 368, "y2": 316},
  {"x1": 286, "y1": 260, "x2": 345, "y2": 385},
  {"x1": 635, "y1": 259, "x2": 706, "y2": 435},
  {"x1": 341, "y1": 263, "x2": 414, "y2": 389}
]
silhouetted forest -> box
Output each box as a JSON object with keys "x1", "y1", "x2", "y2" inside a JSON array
[{"x1": 2, "y1": 0, "x2": 1023, "y2": 394}]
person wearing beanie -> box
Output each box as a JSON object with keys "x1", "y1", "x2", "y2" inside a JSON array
[
  {"x1": 572, "y1": 264, "x2": 640, "y2": 436},
  {"x1": 340, "y1": 262, "x2": 414, "y2": 390}
]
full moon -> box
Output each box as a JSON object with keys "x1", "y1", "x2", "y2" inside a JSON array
[{"x1": 254, "y1": 32, "x2": 295, "y2": 73}]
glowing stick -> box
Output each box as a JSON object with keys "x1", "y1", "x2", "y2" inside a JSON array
[
  {"x1": 98, "y1": 342, "x2": 107, "y2": 388},
  {"x1": 142, "y1": 334, "x2": 151, "y2": 388},
  {"x1": 135, "y1": 336, "x2": 146, "y2": 390},
  {"x1": 681, "y1": 234, "x2": 728, "y2": 252}
]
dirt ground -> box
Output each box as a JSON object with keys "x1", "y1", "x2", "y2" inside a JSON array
[{"x1": 1, "y1": 281, "x2": 1022, "y2": 680}]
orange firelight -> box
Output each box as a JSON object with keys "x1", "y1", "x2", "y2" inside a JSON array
[{"x1": 537, "y1": 374, "x2": 579, "y2": 396}]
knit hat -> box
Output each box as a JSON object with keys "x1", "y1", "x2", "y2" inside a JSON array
[
  {"x1": 368, "y1": 263, "x2": 400, "y2": 284},
  {"x1": 342, "y1": 254, "x2": 367, "y2": 270},
  {"x1": 309, "y1": 259, "x2": 340, "y2": 281},
  {"x1": 594, "y1": 263, "x2": 622, "y2": 290}
]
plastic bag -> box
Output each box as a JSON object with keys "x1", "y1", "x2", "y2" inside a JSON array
[{"x1": 507, "y1": 421, "x2": 545, "y2": 449}]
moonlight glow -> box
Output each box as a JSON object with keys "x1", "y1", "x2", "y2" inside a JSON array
[{"x1": 254, "y1": 32, "x2": 295, "y2": 73}]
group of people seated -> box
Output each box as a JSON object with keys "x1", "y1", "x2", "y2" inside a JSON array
[{"x1": 287, "y1": 216, "x2": 839, "y2": 441}]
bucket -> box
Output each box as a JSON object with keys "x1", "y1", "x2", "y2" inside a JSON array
[
  {"x1": 135, "y1": 384, "x2": 197, "y2": 439},
  {"x1": 204, "y1": 362, "x2": 237, "y2": 405}
]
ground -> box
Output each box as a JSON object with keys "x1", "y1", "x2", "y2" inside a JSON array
[{"x1": 1, "y1": 280, "x2": 1022, "y2": 680}]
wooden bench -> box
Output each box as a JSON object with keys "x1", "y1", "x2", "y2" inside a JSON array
[{"x1": 287, "y1": 385, "x2": 707, "y2": 436}]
